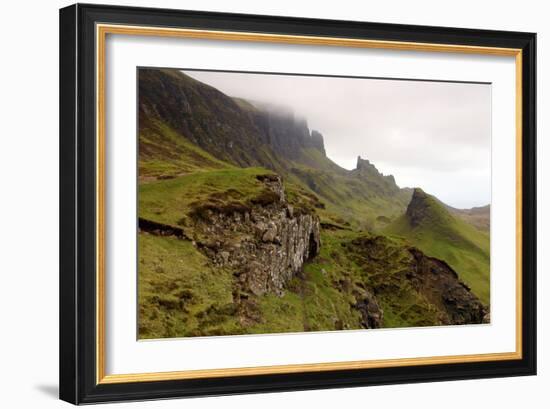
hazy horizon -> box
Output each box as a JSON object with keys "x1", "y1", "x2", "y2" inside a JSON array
[{"x1": 183, "y1": 69, "x2": 491, "y2": 209}]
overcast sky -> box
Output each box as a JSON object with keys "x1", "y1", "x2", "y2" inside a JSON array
[{"x1": 183, "y1": 70, "x2": 491, "y2": 209}]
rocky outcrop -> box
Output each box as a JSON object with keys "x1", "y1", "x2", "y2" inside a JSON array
[
  {"x1": 355, "y1": 156, "x2": 379, "y2": 173},
  {"x1": 354, "y1": 289, "x2": 384, "y2": 329},
  {"x1": 407, "y1": 248, "x2": 487, "y2": 325},
  {"x1": 191, "y1": 175, "x2": 321, "y2": 296},
  {"x1": 405, "y1": 188, "x2": 454, "y2": 227},
  {"x1": 406, "y1": 188, "x2": 431, "y2": 227},
  {"x1": 352, "y1": 156, "x2": 402, "y2": 197}
]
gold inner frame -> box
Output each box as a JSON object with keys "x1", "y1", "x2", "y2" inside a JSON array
[{"x1": 95, "y1": 23, "x2": 523, "y2": 385}]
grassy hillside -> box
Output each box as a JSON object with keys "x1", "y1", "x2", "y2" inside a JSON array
[
  {"x1": 139, "y1": 233, "x2": 241, "y2": 338},
  {"x1": 140, "y1": 167, "x2": 271, "y2": 225},
  {"x1": 139, "y1": 222, "x2": 450, "y2": 338},
  {"x1": 385, "y1": 189, "x2": 490, "y2": 304},
  {"x1": 242, "y1": 227, "x2": 454, "y2": 334},
  {"x1": 287, "y1": 162, "x2": 411, "y2": 231},
  {"x1": 139, "y1": 117, "x2": 233, "y2": 179},
  {"x1": 139, "y1": 169, "x2": 485, "y2": 338}
]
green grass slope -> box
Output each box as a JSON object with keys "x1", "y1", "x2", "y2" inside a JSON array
[
  {"x1": 385, "y1": 188, "x2": 490, "y2": 304},
  {"x1": 138, "y1": 163, "x2": 446, "y2": 337},
  {"x1": 287, "y1": 162, "x2": 411, "y2": 231},
  {"x1": 139, "y1": 117, "x2": 234, "y2": 178},
  {"x1": 139, "y1": 233, "x2": 242, "y2": 338},
  {"x1": 139, "y1": 167, "x2": 273, "y2": 226}
]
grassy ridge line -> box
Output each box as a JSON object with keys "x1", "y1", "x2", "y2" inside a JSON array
[{"x1": 139, "y1": 167, "x2": 272, "y2": 226}]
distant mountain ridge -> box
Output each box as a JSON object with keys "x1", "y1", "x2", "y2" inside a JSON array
[
  {"x1": 139, "y1": 69, "x2": 329, "y2": 172},
  {"x1": 448, "y1": 204, "x2": 490, "y2": 232},
  {"x1": 139, "y1": 68, "x2": 413, "y2": 229},
  {"x1": 139, "y1": 68, "x2": 487, "y2": 229}
]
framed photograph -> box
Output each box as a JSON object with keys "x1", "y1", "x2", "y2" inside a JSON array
[{"x1": 59, "y1": 3, "x2": 536, "y2": 404}]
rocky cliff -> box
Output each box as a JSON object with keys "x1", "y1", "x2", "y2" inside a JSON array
[
  {"x1": 190, "y1": 174, "x2": 321, "y2": 297},
  {"x1": 246, "y1": 106, "x2": 326, "y2": 161},
  {"x1": 353, "y1": 156, "x2": 401, "y2": 196},
  {"x1": 139, "y1": 68, "x2": 326, "y2": 171}
]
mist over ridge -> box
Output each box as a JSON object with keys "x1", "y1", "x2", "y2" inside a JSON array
[{"x1": 184, "y1": 69, "x2": 491, "y2": 209}]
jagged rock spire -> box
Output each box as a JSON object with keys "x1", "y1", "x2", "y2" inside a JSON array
[
  {"x1": 356, "y1": 155, "x2": 380, "y2": 173},
  {"x1": 406, "y1": 188, "x2": 451, "y2": 227}
]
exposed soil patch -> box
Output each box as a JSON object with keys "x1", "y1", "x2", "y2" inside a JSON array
[{"x1": 138, "y1": 217, "x2": 188, "y2": 239}]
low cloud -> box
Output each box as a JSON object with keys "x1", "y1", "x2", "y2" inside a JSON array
[{"x1": 184, "y1": 70, "x2": 491, "y2": 209}]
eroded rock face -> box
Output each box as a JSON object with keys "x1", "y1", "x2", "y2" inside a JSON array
[
  {"x1": 349, "y1": 235, "x2": 487, "y2": 327},
  {"x1": 354, "y1": 289, "x2": 384, "y2": 329},
  {"x1": 192, "y1": 176, "x2": 321, "y2": 296},
  {"x1": 407, "y1": 248, "x2": 487, "y2": 325},
  {"x1": 404, "y1": 187, "x2": 453, "y2": 227},
  {"x1": 249, "y1": 108, "x2": 327, "y2": 162}
]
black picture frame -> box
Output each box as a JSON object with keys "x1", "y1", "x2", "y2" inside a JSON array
[{"x1": 59, "y1": 3, "x2": 537, "y2": 404}]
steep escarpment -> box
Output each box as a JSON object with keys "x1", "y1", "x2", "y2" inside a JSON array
[
  {"x1": 245, "y1": 104, "x2": 327, "y2": 162},
  {"x1": 139, "y1": 69, "x2": 327, "y2": 172},
  {"x1": 139, "y1": 69, "x2": 274, "y2": 169}
]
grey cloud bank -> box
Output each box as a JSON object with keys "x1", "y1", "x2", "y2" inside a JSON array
[{"x1": 183, "y1": 70, "x2": 491, "y2": 209}]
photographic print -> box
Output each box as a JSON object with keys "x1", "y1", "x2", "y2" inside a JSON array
[
  {"x1": 60, "y1": 7, "x2": 536, "y2": 402},
  {"x1": 137, "y1": 68, "x2": 491, "y2": 339}
]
